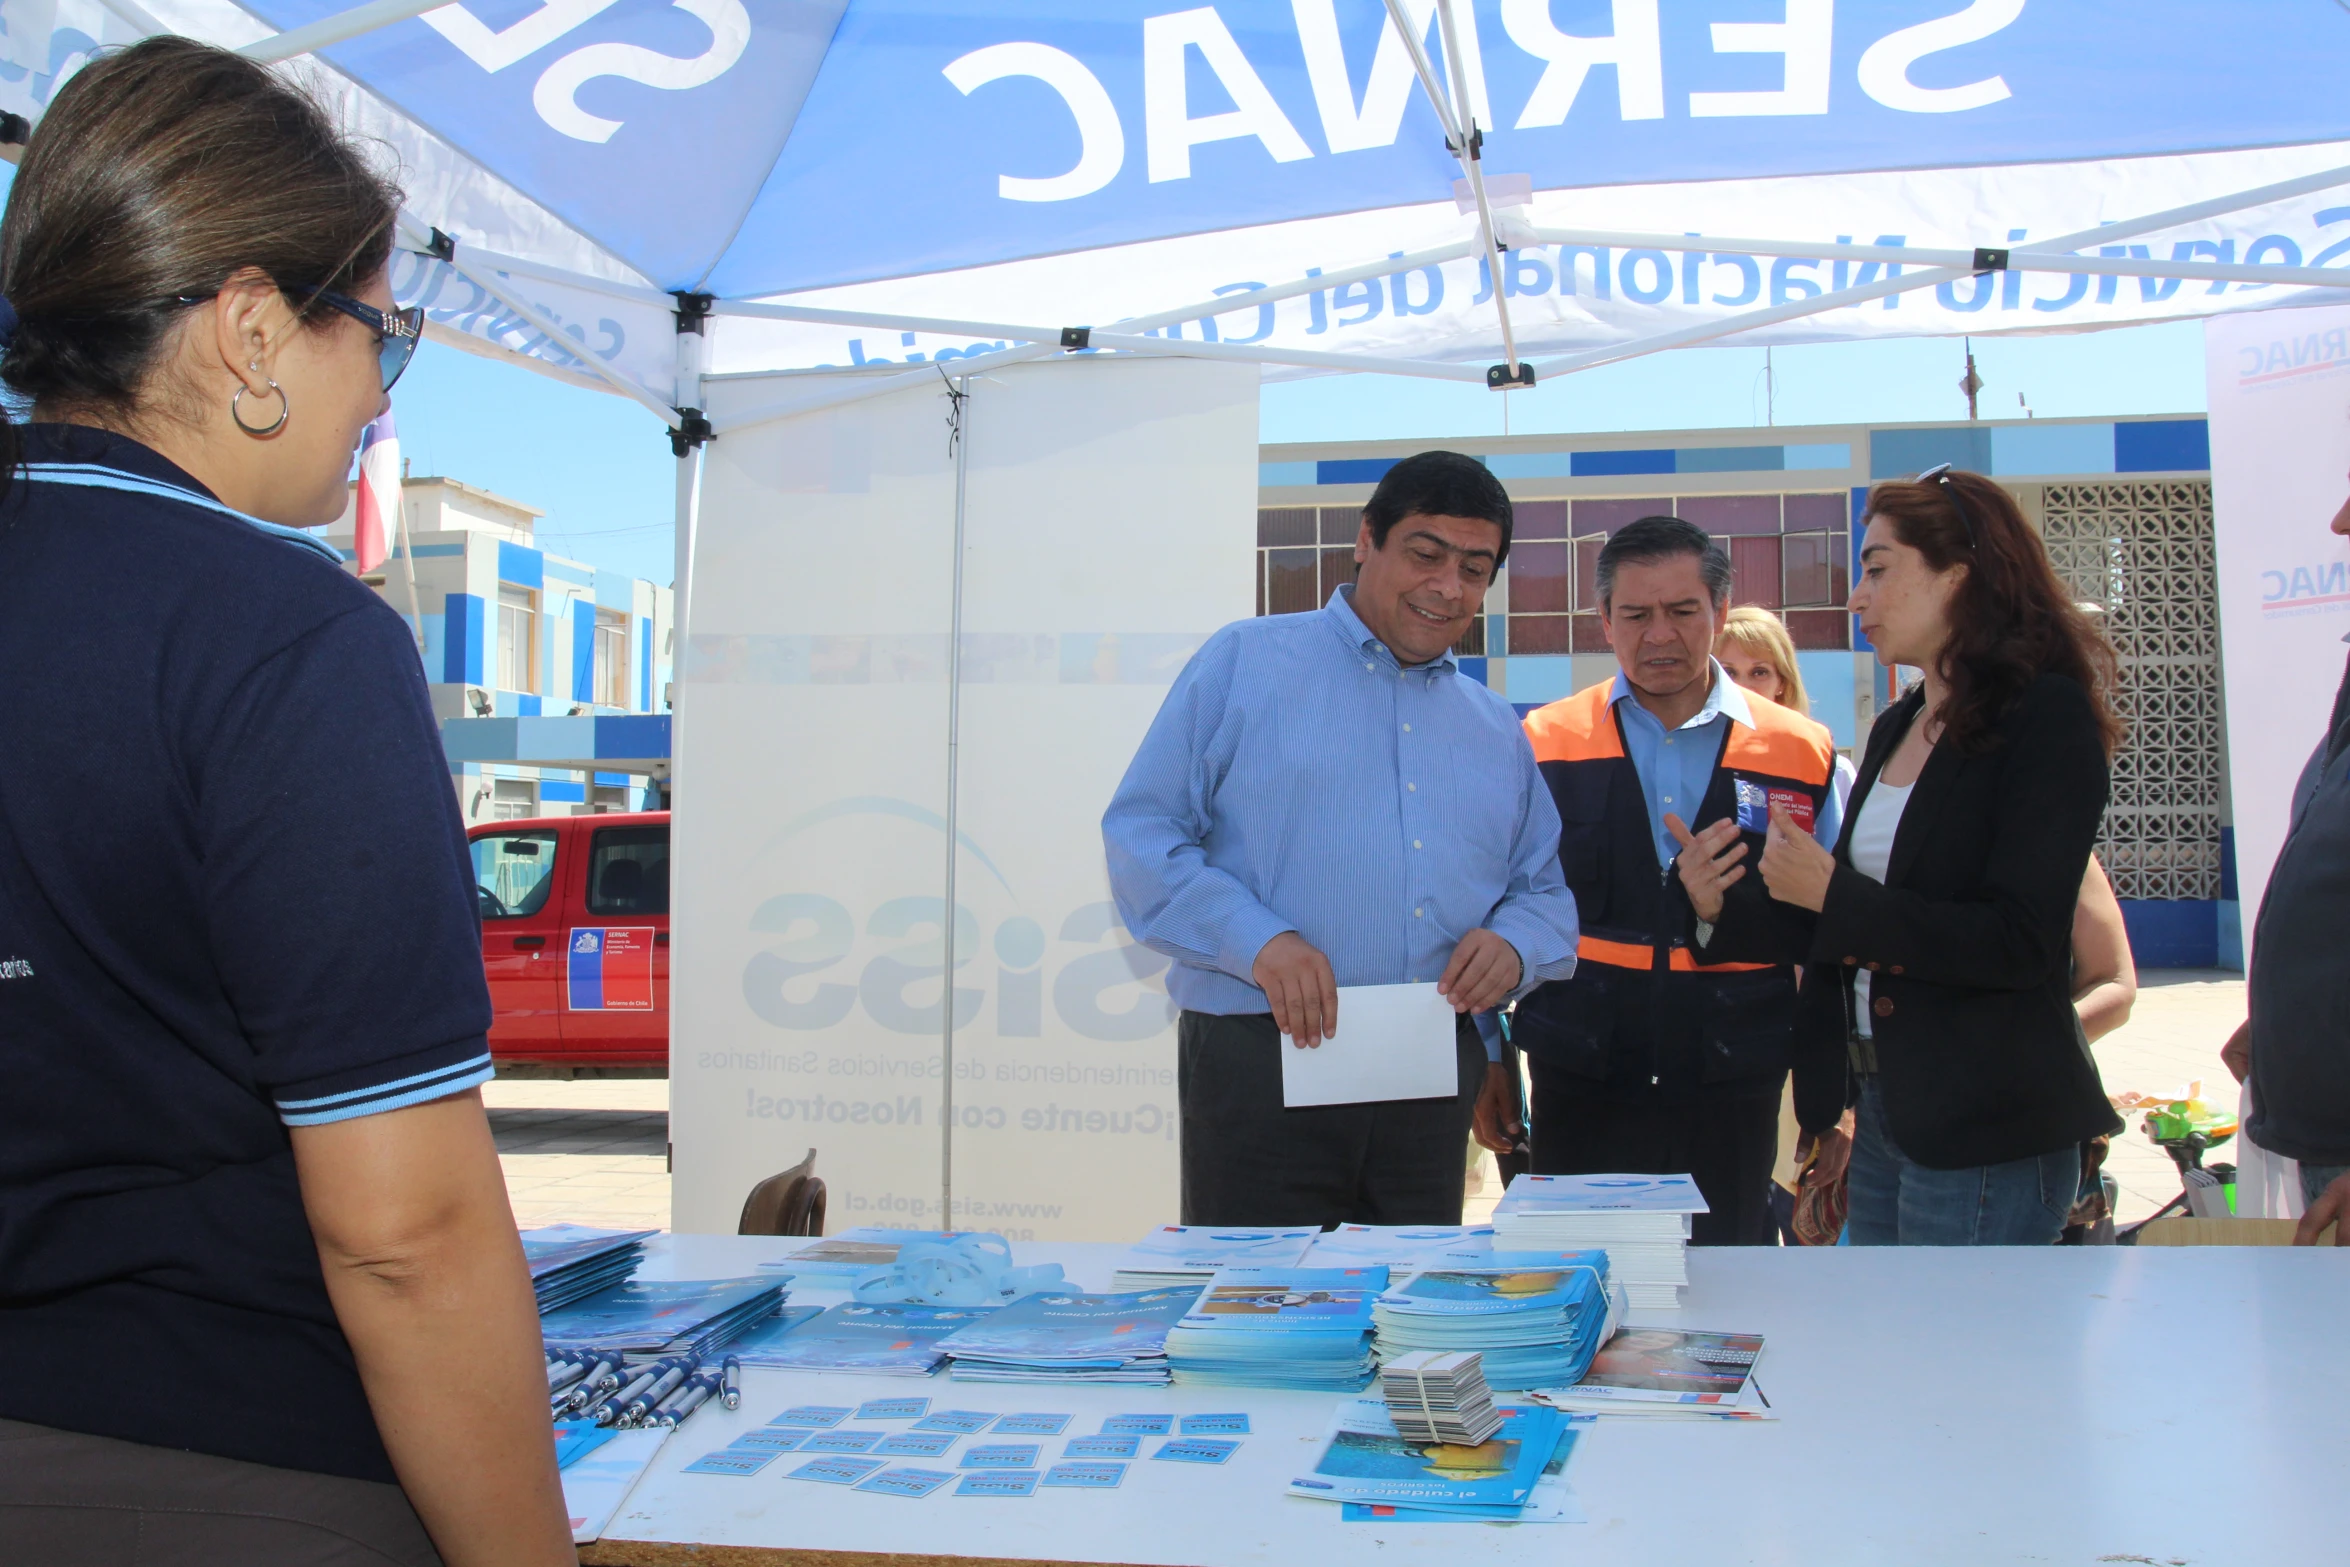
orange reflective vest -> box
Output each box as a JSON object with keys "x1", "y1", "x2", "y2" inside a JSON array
[{"x1": 1513, "y1": 681, "x2": 1836, "y2": 1093}]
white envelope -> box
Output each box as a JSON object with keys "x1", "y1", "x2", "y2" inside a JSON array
[{"x1": 1280, "y1": 982, "x2": 1460, "y2": 1108}]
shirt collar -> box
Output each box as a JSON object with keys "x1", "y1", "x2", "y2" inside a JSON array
[
  {"x1": 1322, "y1": 584, "x2": 1458, "y2": 675},
  {"x1": 1609, "y1": 659, "x2": 1752, "y2": 730}
]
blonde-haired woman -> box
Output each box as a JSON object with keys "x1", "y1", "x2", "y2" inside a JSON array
[{"x1": 1717, "y1": 606, "x2": 1856, "y2": 808}]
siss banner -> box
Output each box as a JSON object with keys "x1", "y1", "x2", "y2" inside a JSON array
[{"x1": 668, "y1": 355, "x2": 1258, "y2": 1239}]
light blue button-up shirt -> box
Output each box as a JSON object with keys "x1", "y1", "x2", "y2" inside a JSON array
[
  {"x1": 1610, "y1": 661, "x2": 1844, "y2": 865},
  {"x1": 1104, "y1": 588, "x2": 1580, "y2": 1058}
]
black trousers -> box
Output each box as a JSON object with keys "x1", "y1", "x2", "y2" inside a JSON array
[
  {"x1": 1178, "y1": 1010, "x2": 1484, "y2": 1228},
  {"x1": 1527, "y1": 1062, "x2": 1783, "y2": 1247},
  {"x1": 0, "y1": 1417, "x2": 442, "y2": 1567}
]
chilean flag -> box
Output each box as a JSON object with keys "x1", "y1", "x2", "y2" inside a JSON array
[{"x1": 352, "y1": 411, "x2": 400, "y2": 574}]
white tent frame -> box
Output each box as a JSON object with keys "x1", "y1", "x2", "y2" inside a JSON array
[{"x1": 25, "y1": 0, "x2": 2333, "y2": 1223}]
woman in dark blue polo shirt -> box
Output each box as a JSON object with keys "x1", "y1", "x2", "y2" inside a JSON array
[{"x1": 0, "y1": 40, "x2": 571, "y2": 1566}]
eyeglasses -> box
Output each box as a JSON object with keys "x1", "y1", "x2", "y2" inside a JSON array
[
  {"x1": 1913, "y1": 462, "x2": 1981, "y2": 553},
  {"x1": 171, "y1": 287, "x2": 424, "y2": 392}
]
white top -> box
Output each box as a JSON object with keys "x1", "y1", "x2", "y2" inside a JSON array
[
  {"x1": 599, "y1": 1236, "x2": 2344, "y2": 1567},
  {"x1": 1848, "y1": 778, "x2": 1915, "y2": 1039}
]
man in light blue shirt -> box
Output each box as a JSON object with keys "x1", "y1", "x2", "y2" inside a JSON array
[{"x1": 1104, "y1": 452, "x2": 1579, "y2": 1227}]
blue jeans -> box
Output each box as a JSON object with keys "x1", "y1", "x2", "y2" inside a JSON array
[
  {"x1": 2302, "y1": 1163, "x2": 2350, "y2": 1210},
  {"x1": 1845, "y1": 1077, "x2": 2078, "y2": 1245}
]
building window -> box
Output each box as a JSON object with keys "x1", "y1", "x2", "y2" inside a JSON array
[
  {"x1": 1256, "y1": 505, "x2": 1487, "y2": 656},
  {"x1": 593, "y1": 608, "x2": 628, "y2": 708},
  {"x1": 490, "y1": 777, "x2": 539, "y2": 821},
  {"x1": 496, "y1": 584, "x2": 538, "y2": 694}
]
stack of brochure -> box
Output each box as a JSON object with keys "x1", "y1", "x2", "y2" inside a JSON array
[
  {"x1": 1303, "y1": 1225, "x2": 1493, "y2": 1267},
  {"x1": 934, "y1": 1287, "x2": 1196, "y2": 1384},
  {"x1": 763, "y1": 1227, "x2": 988, "y2": 1280},
  {"x1": 1289, "y1": 1397, "x2": 1573, "y2": 1523},
  {"x1": 739, "y1": 1301, "x2": 998, "y2": 1376},
  {"x1": 1491, "y1": 1173, "x2": 1709, "y2": 1309},
  {"x1": 1539, "y1": 1328, "x2": 1771, "y2": 1419},
  {"x1": 1164, "y1": 1266, "x2": 1386, "y2": 1391},
  {"x1": 538, "y1": 1276, "x2": 790, "y2": 1363},
  {"x1": 1371, "y1": 1255, "x2": 1615, "y2": 1390},
  {"x1": 522, "y1": 1225, "x2": 653, "y2": 1315},
  {"x1": 1108, "y1": 1225, "x2": 1319, "y2": 1294},
  {"x1": 1379, "y1": 1350, "x2": 1503, "y2": 1445}
]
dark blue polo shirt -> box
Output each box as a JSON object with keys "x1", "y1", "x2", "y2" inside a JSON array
[{"x1": 0, "y1": 425, "x2": 494, "y2": 1481}]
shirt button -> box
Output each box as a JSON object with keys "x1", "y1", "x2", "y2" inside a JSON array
[
  {"x1": 1402, "y1": 723, "x2": 1412, "y2": 732},
  {"x1": 1872, "y1": 996, "x2": 1895, "y2": 1018},
  {"x1": 1663, "y1": 796, "x2": 1673, "y2": 805},
  {"x1": 1413, "y1": 840, "x2": 1423, "y2": 849},
  {"x1": 1414, "y1": 908, "x2": 1424, "y2": 918},
  {"x1": 1407, "y1": 783, "x2": 1417, "y2": 792}
]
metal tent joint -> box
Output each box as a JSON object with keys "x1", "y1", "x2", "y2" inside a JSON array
[
  {"x1": 0, "y1": 112, "x2": 30, "y2": 146},
  {"x1": 668, "y1": 408, "x2": 712, "y2": 457},
  {"x1": 1487, "y1": 361, "x2": 1535, "y2": 390},
  {"x1": 673, "y1": 291, "x2": 715, "y2": 335},
  {"x1": 1972, "y1": 246, "x2": 2011, "y2": 273},
  {"x1": 1446, "y1": 125, "x2": 1484, "y2": 161},
  {"x1": 1059, "y1": 326, "x2": 1092, "y2": 350},
  {"x1": 425, "y1": 227, "x2": 455, "y2": 263}
]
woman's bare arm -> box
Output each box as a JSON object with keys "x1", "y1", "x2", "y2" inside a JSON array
[
  {"x1": 2071, "y1": 854, "x2": 2137, "y2": 1045},
  {"x1": 292, "y1": 1091, "x2": 574, "y2": 1567}
]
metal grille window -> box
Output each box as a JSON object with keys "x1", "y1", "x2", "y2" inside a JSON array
[
  {"x1": 1255, "y1": 505, "x2": 1484, "y2": 656},
  {"x1": 2039, "y1": 480, "x2": 2222, "y2": 901}
]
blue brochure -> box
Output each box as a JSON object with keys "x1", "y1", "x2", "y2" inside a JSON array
[
  {"x1": 536, "y1": 1276, "x2": 785, "y2": 1356},
  {"x1": 934, "y1": 1290, "x2": 1197, "y2": 1368},
  {"x1": 1288, "y1": 1400, "x2": 1561, "y2": 1512},
  {"x1": 752, "y1": 1302, "x2": 999, "y2": 1376},
  {"x1": 721, "y1": 1304, "x2": 827, "y2": 1365},
  {"x1": 1177, "y1": 1269, "x2": 1385, "y2": 1331}
]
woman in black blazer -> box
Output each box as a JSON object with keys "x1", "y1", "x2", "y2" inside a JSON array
[{"x1": 1754, "y1": 466, "x2": 2125, "y2": 1245}]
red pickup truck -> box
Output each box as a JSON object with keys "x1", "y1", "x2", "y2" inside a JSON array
[{"x1": 467, "y1": 811, "x2": 669, "y2": 1074}]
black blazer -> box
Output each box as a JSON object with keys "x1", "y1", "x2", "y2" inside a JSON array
[{"x1": 1797, "y1": 673, "x2": 2124, "y2": 1169}]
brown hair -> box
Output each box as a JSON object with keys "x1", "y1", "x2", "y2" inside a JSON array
[
  {"x1": 0, "y1": 38, "x2": 400, "y2": 466},
  {"x1": 1863, "y1": 470, "x2": 2123, "y2": 757}
]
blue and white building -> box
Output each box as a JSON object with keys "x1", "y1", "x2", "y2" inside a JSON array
[{"x1": 326, "y1": 475, "x2": 673, "y2": 822}]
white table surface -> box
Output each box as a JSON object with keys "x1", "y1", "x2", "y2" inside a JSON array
[{"x1": 595, "y1": 1235, "x2": 2346, "y2": 1566}]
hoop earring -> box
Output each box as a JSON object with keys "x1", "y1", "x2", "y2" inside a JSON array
[{"x1": 232, "y1": 380, "x2": 288, "y2": 437}]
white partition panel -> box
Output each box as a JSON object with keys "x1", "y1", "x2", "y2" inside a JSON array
[
  {"x1": 672, "y1": 357, "x2": 1259, "y2": 1238},
  {"x1": 2204, "y1": 307, "x2": 2350, "y2": 951}
]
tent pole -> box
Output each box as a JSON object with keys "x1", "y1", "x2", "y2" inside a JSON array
[
  {"x1": 240, "y1": 0, "x2": 453, "y2": 62},
  {"x1": 940, "y1": 373, "x2": 973, "y2": 1235},
  {"x1": 1085, "y1": 331, "x2": 1487, "y2": 380}
]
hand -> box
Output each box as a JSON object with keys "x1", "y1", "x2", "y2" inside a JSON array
[
  {"x1": 1439, "y1": 929, "x2": 1523, "y2": 1015},
  {"x1": 1472, "y1": 1062, "x2": 1525, "y2": 1155},
  {"x1": 1666, "y1": 813, "x2": 1747, "y2": 926},
  {"x1": 1795, "y1": 1109, "x2": 1855, "y2": 1189},
  {"x1": 1252, "y1": 930, "x2": 1338, "y2": 1047},
  {"x1": 1757, "y1": 801, "x2": 1835, "y2": 912},
  {"x1": 2294, "y1": 1170, "x2": 2349, "y2": 1246},
  {"x1": 2219, "y1": 1020, "x2": 2251, "y2": 1086}
]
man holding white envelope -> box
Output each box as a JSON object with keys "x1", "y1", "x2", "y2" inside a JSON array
[{"x1": 1104, "y1": 452, "x2": 1579, "y2": 1227}]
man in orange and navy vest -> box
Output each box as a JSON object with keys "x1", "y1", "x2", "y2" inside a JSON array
[{"x1": 1508, "y1": 516, "x2": 1848, "y2": 1245}]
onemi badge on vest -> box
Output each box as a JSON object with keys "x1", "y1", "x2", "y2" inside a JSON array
[{"x1": 1734, "y1": 777, "x2": 1815, "y2": 835}]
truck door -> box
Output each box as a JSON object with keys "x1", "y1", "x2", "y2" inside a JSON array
[
  {"x1": 558, "y1": 820, "x2": 670, "y2": 1065},
  {"x1": 469, "y1": 825, "x2": 566, "y2": 1061}
]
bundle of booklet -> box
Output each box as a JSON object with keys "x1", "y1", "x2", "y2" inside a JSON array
[
  {"x1": 1371, "y1": 1254, "x2": 1617, "y2": 1390},
  {"x1": 1536, "y1": 1327, "x2": 1772, "y2": 1419},
  {"x1": 1290, "y1": 1397, "x2": 1579, "y2": 1524},
  {"x1": 1379, "y1": 1350, "x2": 1502, "y2": 1445},
  {"x1": 764, "y1": 1227, "x2": 987, "y2": 1279},
  {"x1": 1491, "y1": 1173, "x2": 1708, "y2": 1309},
  {"x1": 736, "y1": 1301, "x2": 999, "y2": 1376},
  {"x1": 933, "y1": 1287, "x2": 1198, "y2": 1384},
  {"x1": 522, "y1": 1224, "x2": 653, "y2": 1315},
  {"x1": 1163, "y1": 1266, "x2": 1386, "y2": 1391},
  {"x1": 1302, "y1": 1225, "x2": 1493, "y2": 1268},
  {"x1": 1109, "y1": 1225, "x2": 1319, "y2": 1293},
  {"x1": 538, "y1": 1275, "x2": 790, "y2": 1363}
]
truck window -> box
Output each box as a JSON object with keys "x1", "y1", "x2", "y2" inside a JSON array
[
  {"x1": 587, "y1": 826, "x2": 670, "y2": 916},
  {"x1": 472, "y1": 830, "x2": 559, "y2": 919}
]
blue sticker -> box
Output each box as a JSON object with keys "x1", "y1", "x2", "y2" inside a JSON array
[
  {"x1": 684, "y1": 1450, "x2": 777, "y2": 1477},
  {"x1": 1042, "y1": 1462, "x2": 1126, "y2": 1489},
  {"x1": 772, "y1": 1405, "x2": 852, "y2": 1429},
  {"x1": 788, "y1": 1456, "x2": 887, "y2": 1486},
  {"x1": 1100, "y1": 1414, "x2": 1173, "y2": 1435},
  {"x1": 955, "y1": 1471, "x2": 1040, "y2": 1498},
  {"x1": 873, "y1": 1431, "x2": 956, "y2": 1458},
  {"x1": 991, "y1": 1413, "x2": 1071, "y2": 1436},
  {"x1": 1064, "y1": 1434, "x2": 1140, "y2": 1460},
  {"x1": 1179, "y1": 1413, "x2": 1249, "y2": 1435},
  {"x1": 911, "y1": 1410, "x2": 998, "y2": 1434},
  {"x1": 961, "y1": 1444, "x2": 1043, "y2": 1470},
  {"x1": 854, "y1": 1467, "x2": 956, "y2": 1499},
  {"x1": 858, "y1": 1398, "x2": 930, "y2": 1421},
  {"x1": 802, "y1": 1430, "x2": 884, "y2": 1454},
  {"x1": 729, "y1": 1429, "x2": 809, "y2": 1453},
  {"x1": 1734, "y1": 777, "x2": 1771, "y2": 833},
  {"x1": 1152, "y1": 1439, "x2": 1240, "y2": 1465}
]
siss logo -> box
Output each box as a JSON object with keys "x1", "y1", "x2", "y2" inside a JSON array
[{"x1": 423, "y1": 0, "x2": 751, "y2": 144}]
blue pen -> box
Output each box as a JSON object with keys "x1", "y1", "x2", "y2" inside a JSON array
[
  {"x1": 547, "y1": 1354, "x2": 591, "y2": 1396},
  {"x1": 611, "y1": 1362, "x2": 692, "y2": 1427},
  {"x1": 721, "y1": 1355, "x2": 741, "y2": 1411},
  {"x1": 655, "y1": 1369, "x2": 723, "y2": 1428},
  {"x1": 563, "y1": 1362, "x2": 622, "y2": 1416}
]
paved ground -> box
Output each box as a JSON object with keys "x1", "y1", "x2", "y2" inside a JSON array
[{"x1": 494, "y1": 968, "x2": 2251, "y2": 1235}]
